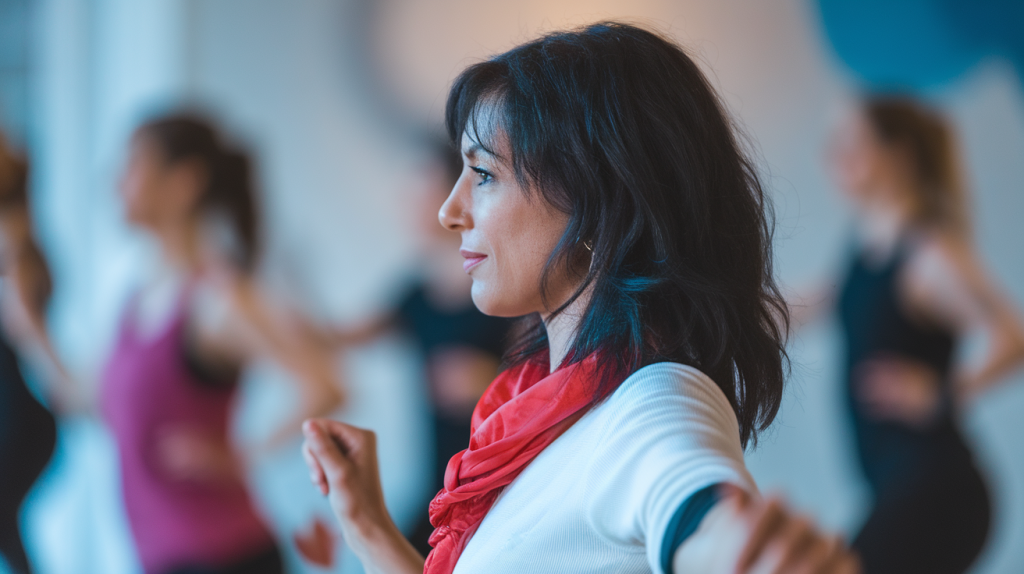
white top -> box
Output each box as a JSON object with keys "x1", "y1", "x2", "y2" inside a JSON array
[{"x1": 453, "y1": 362, "x2": 757, "y2": 574}]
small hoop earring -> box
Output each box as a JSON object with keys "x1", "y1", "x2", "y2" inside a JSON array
[{"x1": 583, "y1": 240, "x2": 593, "y2": 252}]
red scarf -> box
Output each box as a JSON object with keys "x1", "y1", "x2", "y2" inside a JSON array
[{"x1": 423, "y1": 353, "x2": 610, "y2": 574}]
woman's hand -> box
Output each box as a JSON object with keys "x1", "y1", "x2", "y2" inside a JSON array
[
  {"x1": 293, "y1": 516, "x2": 338, "y2": 568},
  {"x1": 301, "y1": 418, "x2": 424, "y2": 574},
  {"x1": 155, "y1": 425, "x2": 243, "y2": 484},
  {"x1": 676, "y1": 486, "x2": 860, "y2": 574},
  {"x1": 855, "y1": 356, "x2": 943, "y2": 428}
]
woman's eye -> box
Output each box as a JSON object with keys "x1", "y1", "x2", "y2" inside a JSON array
[{"x1": 471, "y1": 166, "x2": 493, "y2": 184}]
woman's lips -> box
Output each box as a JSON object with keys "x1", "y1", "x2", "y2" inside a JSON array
[{"x1": 460, "y1": 249, "x2": 487, "y2": 272}]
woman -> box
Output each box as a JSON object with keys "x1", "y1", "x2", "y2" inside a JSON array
[
  {"x1": 796, "y1": 97, "x2": 1024, "y2": 573},
  {"x1": 330, "y1": 140, "x2": 511, "y2": 555},
  {"x1": 0, "y1": 137, "x2": 57, "y2": 574},
  {"x1": 302, "y1": 23, "x2": 859, "y2": 574},
  {"x1": 15, "y1": 114, "x2": 344, "y2": 574}
]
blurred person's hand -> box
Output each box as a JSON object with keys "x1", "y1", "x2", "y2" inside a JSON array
[
  {"x1": 155, "y1": 424, "x2": 243, "y2": 484},
  {"x1": 855, "y1": 355, "x2": 943, "y2": 428},
  {"x1": 428, "y1": 346, "x2": 500, "y2": 418},
  {"x1": 301, "y1": 418, "x2": 425, "y2": 574},
  {"x1": 293, "y1": 516, "x2": 338, "y2": 568},
  {"x1": 674, "y1": 485, "x2": 860, "y2": 574}
]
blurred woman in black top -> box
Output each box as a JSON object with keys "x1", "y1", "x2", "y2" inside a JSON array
[{"x1": 795, "y1": 96, "x2": 1024, "y2": 573}]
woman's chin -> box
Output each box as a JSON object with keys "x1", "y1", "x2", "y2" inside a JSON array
[
  {"x1": 470, "y1": 284, "x2": 522, "y2": 318},
  {"x1": 469, "y1": 283, "x2": 494, "y2": 315}
]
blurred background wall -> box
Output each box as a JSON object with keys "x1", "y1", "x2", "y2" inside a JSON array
[{"x1": 2, "y1": 0, "x2": 1022, "y2": 572}]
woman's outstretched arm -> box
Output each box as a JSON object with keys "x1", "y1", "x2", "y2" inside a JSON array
[
  {"x1": 673, "y1": 486, "x2": 860, "y2": 574},
  {"x1": 0, "y1": 212, "x2": 86, "y2": 414},
  {"x1": 303, "y1": 417, "x2": 859, "y2": 574},
  {"x1": 302, "y1": 419, "x2": 424, "y2": 574}
]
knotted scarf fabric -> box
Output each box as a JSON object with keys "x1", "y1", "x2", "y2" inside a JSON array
[{"x1": 423, "y1": 353, "x2": 613, "y2": 574}]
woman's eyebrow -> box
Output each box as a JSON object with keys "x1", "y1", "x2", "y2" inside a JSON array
[{"x1": 463, "y1": 142, "x2": 500, "y2": 162}]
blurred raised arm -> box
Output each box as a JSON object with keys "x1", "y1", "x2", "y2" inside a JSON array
[
  {"x1": 903, "y1": 235, "x2": 1024, "y2": 403},
  {"x1": 194, "y1": 270, "x2": 345, "y2": 450}
]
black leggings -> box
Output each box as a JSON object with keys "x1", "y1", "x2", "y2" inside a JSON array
[
  {"x1": 163, "y1": 544, "x2": 283, "y2": 574},
  {"x1": 853, "y1": 459, "x2": 991, "y2": 574}
]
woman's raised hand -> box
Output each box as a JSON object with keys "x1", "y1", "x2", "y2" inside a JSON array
[
  {"x1": 301, "y1": 419, "x2": 424, "y2": 574},
  {"x1": 676, "y1": 485, "x2": 860, "y2": 574}
]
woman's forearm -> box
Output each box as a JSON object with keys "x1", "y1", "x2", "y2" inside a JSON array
[
  {"x1": 958, "y1": 324, "x2": 1024, "y2": 399},
  {"x1": 302, "y1": 420, "x2": 425, "y2": 574},
  {"x1": 357, "y1": 520, "x2": 425, "y2": 574}
]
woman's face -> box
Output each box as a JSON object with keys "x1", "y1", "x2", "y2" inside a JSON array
[
  {"x1": 119, "y1": 134, "x2": 201, "y2": 232},
  {"x1": 828, "y1": 111, "x2": 901, "y2": 206},
  {"x1": 439, "y1": 129, "x2": 573, "y2": 318}
]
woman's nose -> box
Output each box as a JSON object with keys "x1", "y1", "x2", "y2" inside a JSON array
[{"x1": 438, "y1": 175, "x2": 471, "y2": 232}]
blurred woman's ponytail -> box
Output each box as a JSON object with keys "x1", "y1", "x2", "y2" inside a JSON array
[
  {"x1": 864, "y1": 96, "x2": 970, "y2": 239},
  {"x1": 137, "y1": 113, "x2": 262, "y2": 271},
  {"x1": 204, "y1": 148, "x2": 260, "y2": 271}
]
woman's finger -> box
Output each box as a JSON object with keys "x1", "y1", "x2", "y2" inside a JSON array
[
  {"x1": 736, "y1": 497, "x2": 786, "y2": 571},
  {"x1": 745, "y1": 515, "x2": 815, "y2": 574},
  {"x1": 301, "y1": 441, "x2": 328, "y2": 496},
  {"x1": 788, "y1": 534, "x2": 833, "y2": 574},
  {"x1": 302, "y1": 420, "x2": 355, "y2": 484},
  {"x1": 840, "y1": 554, "x2": 862, "y2": 574},
  {"x1": 318, "y1": 418, "x2": 375, "y2": 460},
  {"x1": 811, "y1": 535, "x2": 861, "y2": 574},
  {"x1": 772, "y1": 517, "x2": 817, "y2": 573}
]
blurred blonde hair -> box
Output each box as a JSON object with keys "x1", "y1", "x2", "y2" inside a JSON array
[{"x1": 864, "y1": 96, "x2": 970, "y2": 239}]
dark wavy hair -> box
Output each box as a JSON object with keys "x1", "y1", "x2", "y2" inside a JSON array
[
  {"x1": 445, "y1": 22, "x2": 788, "y2": 447},
  {"x1": 137, "y1": 114, "x2": 262, "y2": 272}
]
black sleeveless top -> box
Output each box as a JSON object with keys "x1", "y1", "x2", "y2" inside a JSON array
[
  {"x1": 0, "y1": 325, "x2": 56, "y2": 512},
  {"x1": 837, "y1": 242, "x2": 972, "y2": 494}
]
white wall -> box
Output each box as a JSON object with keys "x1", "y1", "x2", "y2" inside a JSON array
[{"x1": 22, "y1": 1, "x2": 1024, "y2": 573}]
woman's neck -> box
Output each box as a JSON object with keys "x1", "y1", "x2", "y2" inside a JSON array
[
  {"x1": 857, "y1": 190, "x2": 918, "y2": 260},
  {"x1": 155, "y1": 218, "x2": 204, "y2": 275},
  {"x1": 542, "y1": 288, "x2": 592, "y2": 374}
]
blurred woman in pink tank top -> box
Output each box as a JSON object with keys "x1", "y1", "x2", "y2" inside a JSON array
[
  {"x1": 15, "y1": 114, "x2": 344, "y2": 574},
  {"x1": 105, "y1": 114, "x2": 346, "y2": 574}
]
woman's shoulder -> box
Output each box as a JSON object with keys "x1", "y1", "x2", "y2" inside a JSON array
[
  {"x1": 614, "y1": 362, "x2": 730, "y2": 406},
  {"x1": 598, "y1": 362, "x2": 741, "y2": 440}
]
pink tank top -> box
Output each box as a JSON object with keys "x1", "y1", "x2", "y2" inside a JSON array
[{"x1": 101, "y1": 292, "x2": 273, "y2": 574}]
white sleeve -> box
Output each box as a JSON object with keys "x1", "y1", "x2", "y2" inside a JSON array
[{"x1": 582, "y1": 363, "x2": 758, "y2": 574}]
